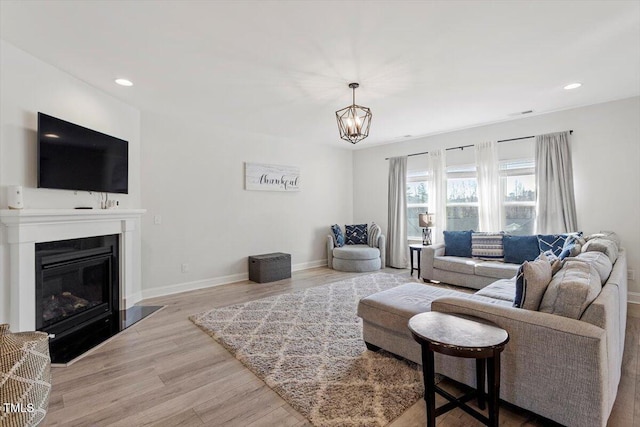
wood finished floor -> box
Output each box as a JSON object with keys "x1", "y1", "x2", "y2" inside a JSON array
[{"x1": 43, "y1": 267, "x2": 640, "y2": 427}]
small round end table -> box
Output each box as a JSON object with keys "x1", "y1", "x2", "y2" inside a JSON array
[{"x1": 408, "y1": 311, "x2": 509, "y2": 427}]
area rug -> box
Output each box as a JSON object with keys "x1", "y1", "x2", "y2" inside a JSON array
[{"x1": 189, "y1": 272, "x2": 424, "y2": 427}]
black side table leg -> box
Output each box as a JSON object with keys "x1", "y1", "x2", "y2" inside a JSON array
[
  {"x1": 487, "y1": 352, "x2": 501, "y2": 427},
  {"x1": 410, "y1": 248, "x2": 415, "y2": 276},
  {"x1": 476, "y1": 358, "x2": 486, "y2": 410},
  {"x1": 417, "y1": 250, "x2": 421, "y2": 278},
  {"x1": 421, "y1": 345, "x2": 436, "y2": 427}
]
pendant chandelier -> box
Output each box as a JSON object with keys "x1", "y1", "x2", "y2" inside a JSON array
[{"x1": 335, "y1": 82, "x2": 372, "y2": 144}]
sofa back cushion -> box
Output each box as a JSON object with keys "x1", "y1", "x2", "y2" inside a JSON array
[
  {"x1": 471, "y1": 232, "x2": 504, "y2": 261},
  {"x1": 345, "y1": 224, "x2": 368, "y2": 245},
  {"x1": 503, "y1": 235, "x2": 540, "y2": 264},
  {"x1": 566, "y1": 251, "x2": 613, "y2": 285},
  {"x1": 539, "y1": 260, "x2": 602, "y2": 319},
  {"x1": 582, "y1": 238, "x2": 619, "y2": 264},
  {"x1": 444, "y1": 230, "x2": 473, "y2": 257}
]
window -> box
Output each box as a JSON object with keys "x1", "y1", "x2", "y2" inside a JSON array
[
  {"x1": 501, "y1": 159, "x2": 536, "y2": 235},
  {"x1": 446, "y1": 165, "x2": 478, "y2": 231},
  {"x1": 406, "y1": 170, "x2": 429, "y2": 240}
]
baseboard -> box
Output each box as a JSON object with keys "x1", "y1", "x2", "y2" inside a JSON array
[
  {"x1": 628, "y1": 292, "x2": 640, "y2": 304},
  {"x1": 293, "y1": 259, "x2": 328, "y2": 271},
  {"x1": 140, "y1": 259, "x2": 328, "y2": 301},
  {"x1": 141, "y1": 272, "x2": 248, "y2": 300},
  {"x1": 125, "y1": 292, "x2": 143, "y2": 307}
]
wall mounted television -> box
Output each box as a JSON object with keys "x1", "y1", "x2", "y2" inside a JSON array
[{"x1": 38, "y1": 113, "x2": 129, "y2": 194}]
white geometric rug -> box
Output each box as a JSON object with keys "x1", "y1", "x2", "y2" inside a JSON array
[{"x1": 189, "y1": 272, "x2": 423, "y2": 427}]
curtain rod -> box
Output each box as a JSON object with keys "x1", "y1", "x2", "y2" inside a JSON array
[{"x1": 384, "y1": 130, "x2": 573, "y2": 160}]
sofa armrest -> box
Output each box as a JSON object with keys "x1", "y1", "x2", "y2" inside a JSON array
[
  {"x1": 377, "y1": 234, "x2": 386, "y2": 269},
  {"x1": 431, "y1": 296, "x2": 608, "y2": 426},
  {"x1": 421, "y1": 243, "x2": 445, "y2": 281},
  {"x1": 326, "y1": 235, "x2": 334, "y2": 269}
]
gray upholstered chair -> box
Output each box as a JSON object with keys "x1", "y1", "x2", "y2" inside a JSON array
[{"x1": 327, "y1": 234, "x2": 386, "y2": 272}]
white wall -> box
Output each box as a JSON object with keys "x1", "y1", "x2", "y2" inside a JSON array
[
  {"x1": 0, "y1": 41, "x2": 142, "y2": 323},
  {"x1": 353, "y1": 97, "x2": 640, "y2": 295},
  {"x1": 140, "y1": 112, "x2": 353, "y2": 298}
]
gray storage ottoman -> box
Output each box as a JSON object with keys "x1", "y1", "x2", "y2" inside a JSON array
[{"x1": 248, "y1": 252, "x2": 291, "y2": 283}]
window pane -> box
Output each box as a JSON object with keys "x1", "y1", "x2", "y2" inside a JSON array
[
  {"x1": 408, "y1": 206, "x2": 427, "y2": 238},
  {"x1": 407, "y1": 182, "x2": 429, "y2": 205},
  {"x1": 504, "y1": 175, "x2": 535, "y2": 202},
  {"x1": 504, "y1": 205, "x2": 536, "y2": 235},
  {"x1": 446, "y1": 206, "x2": 479, "y2": 231},
  {"x1": 447, "y1": 178, "x2": 478, "y2": 203}
]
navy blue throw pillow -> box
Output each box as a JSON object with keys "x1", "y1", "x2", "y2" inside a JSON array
[
  {"x1": 345, "y1": 224, "x2": 368, "y2": 245},
  {"x1": 503, "y1": 235, "x2": 540, "y2": 264},
  {"x1": 512, "y1": 264, "x2": 526, "y2": 308},
  {"x1": 330, "y1": 224, "x2": 345, "y2": 247},
  {"x1": 443, "y1": 230, "x2": 473, "y2": 257},
  {"x1": 538, "y1": 234, "x2": 569, "y2": 258}
]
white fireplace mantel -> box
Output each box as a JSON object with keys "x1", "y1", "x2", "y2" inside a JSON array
[{"x1": 0, "y1": 209, "x2": 146, "y2": 332}]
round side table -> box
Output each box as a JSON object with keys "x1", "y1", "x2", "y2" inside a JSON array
[{"x1": 408, "y1": 311, "x2": 509, "y2": 427}]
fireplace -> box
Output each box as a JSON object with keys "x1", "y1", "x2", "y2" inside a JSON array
[{"x1": 36, "y1": 235, "x2": 119, "y2": 363}]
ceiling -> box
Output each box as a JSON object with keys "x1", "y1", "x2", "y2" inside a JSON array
[{"x1": 1, "y1": 1, "x2": 639, "y2": 149}]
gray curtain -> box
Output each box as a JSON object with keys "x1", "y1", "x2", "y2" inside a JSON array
[
  {"x1": 387, "y1": 156, "x2": 408, "y2": 268},
  {"x1": 535, "y1": 131, "x2": 578, "y2": 233}
]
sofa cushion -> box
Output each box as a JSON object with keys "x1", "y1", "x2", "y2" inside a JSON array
[
  {"x1": 539, "y1": 260, "x2": 602, "y2": 319},
  {"x1": 330, "y1": 224, "x2": 345, "y2": 247},
  {"x1": 444, "y1": 230, "x2": 473, "y2": 257},
  {"x1": 345, "y1": 224, "x2": 368, "y2": 245},
  {"x1": 433, "y1": 256, "x2": 478, "y2": 275},
  {"x1": 333, "y1": 244, "x2": 379, "y2": 260},
  {"x1": 513, "y1": 253, "x2": 553, "y2": 310},
  {"x1": 474, "y1": 261, "x2": 520, "y2": 279},
  {"x1": 503, "y1": 234, "x2": 540, "y2": 264},
  {"x1": 368, "y1": 222, "x2": 381, "y2": 248},
  {"x1": 582, "y1": 238, "x2": 618, "y2": 264},
  {"x1": 357, "y1": 283, "x2": 509, "y2": 332},
  {"x1": 475, "y1": 278, "x2": 516, "y2": 302},
  {"x1": 567, "y1": 251, "x2": 613, "y2": 285},
  {"x1": 471, "y1": 232, "x2": 504, "y2": 261}
]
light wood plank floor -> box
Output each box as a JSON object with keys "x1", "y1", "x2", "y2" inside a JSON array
[{"x1": 43, "y1": 267, "x2": 640, "y2": 426}]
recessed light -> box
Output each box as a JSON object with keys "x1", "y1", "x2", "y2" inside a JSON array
[
  {"x1": 115, "y1": 78, "x2": 133, "y2": 87},
  {"x1": 43, "y1": 133, "x2": 59, "y2": 138},
  {"x1": 563, "y1": 82, "x2": 582, "y2": 90},
  {"x1": 404, "y1": 135, "x2": 412, "y2": 138}
]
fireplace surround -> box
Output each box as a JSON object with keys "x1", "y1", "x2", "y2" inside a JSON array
[{"x1": 0, "y1": 209, "x2": 145, "y2": 333}]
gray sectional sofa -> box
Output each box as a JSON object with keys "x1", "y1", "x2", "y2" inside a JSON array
[{"x1": 358, "y1": 245, "x2": 627, "y2": 427}]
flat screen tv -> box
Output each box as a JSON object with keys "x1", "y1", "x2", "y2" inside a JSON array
[{"x1": 38, "y1": 113, "x2": 129, "y2": 194}]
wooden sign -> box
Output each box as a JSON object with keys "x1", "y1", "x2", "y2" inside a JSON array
[{"x1": 245, "y1": 163, "x2": 300, "y2": 192}]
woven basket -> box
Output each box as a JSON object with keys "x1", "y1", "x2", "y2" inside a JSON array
[{"x1": 0, "y1": 324, "x2": 51, "y2": 427}]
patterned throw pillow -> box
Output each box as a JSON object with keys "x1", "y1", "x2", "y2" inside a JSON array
[
  {"x1": 330, "y1": 224, "x2": 345, "y2": 247},
  {"x1": 368, "y1": 222, "x2": 381, "y2": 247},
  {"x1": 345, "y1": 224, "x2": 368, "y2": 245},
  {"x1": 538, "y1": 232, "x2": 582, "y2": 259},
  {"x1": 471, "y1": 232, "x2": 504, "y2": 261}
]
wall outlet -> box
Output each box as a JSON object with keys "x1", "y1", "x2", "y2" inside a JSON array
[
  {"x1": 154, "y1": 215, "x2": 162, "y2": 225},
  {"x1": 181, "y1": 263, "x2": 189, "y2": 273},
  {"x1": 628, "y1": 269, "x2": 636, "y2": 281}
]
